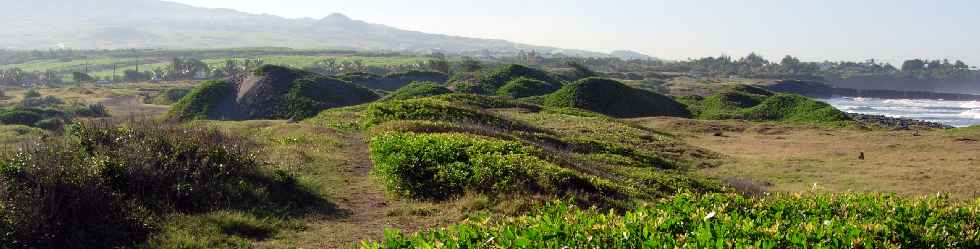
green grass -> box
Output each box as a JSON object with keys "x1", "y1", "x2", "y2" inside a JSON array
[
  {"x1": 382, "y1": 82, "x2": 451, "y2": 101},
  {"x1": 365, "y1": 192, "x2": 980, "y2": 248},
  {"x1": 543, "y1": 77, "x2": 692, "y2": 118}
]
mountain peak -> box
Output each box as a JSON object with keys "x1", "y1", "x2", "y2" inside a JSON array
[{"x1": 321, "y1": 13, "x2": 352, "y2": 22}]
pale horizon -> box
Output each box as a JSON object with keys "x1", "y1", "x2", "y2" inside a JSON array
[{"x1": 167, "y1": 0, "x2": 980, "y2": 65}]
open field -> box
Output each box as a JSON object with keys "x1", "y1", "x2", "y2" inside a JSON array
[{"x1": 637, "y1": 117, "x2": 980, "y2": 198}]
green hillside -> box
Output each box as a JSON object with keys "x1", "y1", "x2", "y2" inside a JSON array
[{"x1": 543, "y1": 77, "x2": 692, "y2": 118}]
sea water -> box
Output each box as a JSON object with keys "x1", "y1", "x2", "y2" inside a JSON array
[{"x1": 822, "y1": 97, "x2": 980, "y2": 127}]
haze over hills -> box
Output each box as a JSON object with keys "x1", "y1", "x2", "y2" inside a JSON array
[{"x1": 0, "y1": 0, "x2": 638, "y2": 58}]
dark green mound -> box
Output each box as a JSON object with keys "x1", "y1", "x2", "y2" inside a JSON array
[
  {"x1": 384, "y1": 82, "x2": 452, "y2": 100},
  {"x1": 741, "y1": 94, "x2": 849, "y2": 122},
  {"x1": 496, "y1": 77, "x2": 560, "y2": 98},
  {"x1": 682, "y1": 84, "x2": 849, "y2": 122},
  {"x1": 681, "y1": 85, "x2": 773, "y2": 119},
  {"x1": 147, "y1": 88, "x2": 192, "y2": 105},
  {"x1": 340, "y1": 70, "x2": 449, "y2": 91},
  {"x1": 170, "y1": 65, "x2": 380, "y2": 121},
  {"x1": 453, "y1": 64, "x2": 561, "y2": 94},
  {"x1": 543, "y1": 77, "x2": 692, "y2": 118},
  {"x1": 169, "y1": 80, "x2": 234, "y2": 121}
]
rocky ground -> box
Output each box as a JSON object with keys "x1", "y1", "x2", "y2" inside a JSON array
[{"x1": 846, "y1": 112, "x2": 953, "y2": 130}]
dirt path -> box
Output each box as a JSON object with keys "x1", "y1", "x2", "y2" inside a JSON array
[{"x1": 259, "y1": 130, "x2": 457, "y2": 248}]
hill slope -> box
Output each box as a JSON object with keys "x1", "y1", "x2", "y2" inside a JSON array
[
  {"x1": 542, "y1": 78, "x2": 692, "y2": 118},
  {"x1": 0, "y1": 0, "x2": 605, "y2": 56},
  {"x1": 170, "y1": 65, "x2": 379, "y2": 120}
]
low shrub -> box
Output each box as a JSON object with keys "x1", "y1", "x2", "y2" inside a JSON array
[
  {"x1": 366, "y1": 193, "x2": 980, "y2": 248},
  {"x1": 496, "y1": 77, "x2": 560, "y2": 98},
  {"x1": 370, "y1": 132, "x2": 591, "y2": 200},
  {"x1": 169, "y1": 80, "x2": 234, "y2": 121},
  {"x1": 70, "y1": 103, "x2": 109, "y2": 117},
  {"x1": 0, "y1": 121, "x2": 305, "y2": 248},
  {"x1": 148, "y1": 88, "x2": 192, "y2": 105},
  {"x1": 383, "y1": 81, "x2": 451, "y2": 100},
  {"x1": 364, "y1": 98, "x2": 538, "y2": 131}
]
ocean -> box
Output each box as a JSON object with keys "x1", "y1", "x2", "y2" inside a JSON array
[{"x1": 822, "y1": 97, "x2": 980, "y2": 127}]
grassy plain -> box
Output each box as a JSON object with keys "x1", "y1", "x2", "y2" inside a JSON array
[{"x1": 638, "y1": 117, "x2": 980, "y2": 199}]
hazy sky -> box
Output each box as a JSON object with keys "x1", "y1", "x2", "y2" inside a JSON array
[{"x1": 168, "y1": 0, "x2": 980, "y2": 65}]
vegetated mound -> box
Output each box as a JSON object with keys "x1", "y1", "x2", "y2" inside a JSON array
[
  {"x1": 169, "y1": 65, "x2": 380, "y2": 121},
  {"x1": 496, "y1": 77, "x2": 560, "y2": 98},
  {"x1": 0, "y1": 121, "x2": 316, "y2": 248},
  {"x1": 741, "y1": 94, "x2": 849, "y2": 122},
  {"x1": 365, "y1": 193, "x2": 980, "y2": 248},
  {"x1": 339, "y1": 70, "x2": 449, "y2": 91},
  {"x1": 680, "y1": 84, "x2": 774, "y2": 119},
  {"x1": 683, "y1": 84, "x2": 849, "y2": 123},
  {"x1": 310, "y1": 94, "x2": 722, "y2": 208},
  {"x1": 452, "y1": 64, "x2": 561, "y2": 95},
  {"x1": 146, "y1": 88, "x2": 191, "y2": 105},
  {"x1": 383, "y1": 81, "x2": 452, "y2": 100},
  {"x1": 543, "y1": 77, "x2": 692, "y2": 118}
]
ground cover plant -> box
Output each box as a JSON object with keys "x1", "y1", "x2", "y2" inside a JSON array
[{"x1": 365, "y1": 192, "x2": 980, "y2": 248}]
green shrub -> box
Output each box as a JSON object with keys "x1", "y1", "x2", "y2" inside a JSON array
[
  {"x1": 169, "y1": 80, "x2": 233, "y2": 121},
  {"x1": 0, "y1": 121, "x2": 309, "y2": 248},
  {"x1": 33, "y1": 117, "x2": 64, "y2": 130},
  {"x1": 366, "y1": 193, "x2": 980, "y2": 248},
  {"x1": 22, "y1": 89, "x2": 40, "y2": 99},
  {"x1": 543, "y1": 77, "x2": 692, "y2": 118},
  {"x1": 0, "y1": 109, "x2": 44, "y2": 126},
  {"x1": 383, "y1": 81, "x2": 452, "y2": 100},
  {"x1": 17, "y1": 96, "x2": 64, "y2": 108},
  {"x1": 496, "y1": 77, "x2": 560, "y2": 98},
  {"x1": 452, "y1": 64, "x2": 560, "y2": 95},
  {"x1": 70, "y1": 103, "x2": 109, "y2": 117},
  {"x1": 370, "y1": 132, "x2": 589, "y2": 200},
  {"x1": 149, "y1": 88, "x2": 192, "y2": 105},
  {"x1": 364, "y1": 98, "x2": 536, "y2": 131}
]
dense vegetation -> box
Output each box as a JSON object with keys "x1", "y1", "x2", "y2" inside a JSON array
[
  {"x1": 367, "y1": 193, "x2": 980, "y2": 248},
  {"x1": 452, "y1": 64, "x2": 561, "y2": 95},
  {"x1": 168, "y1": 80, "x2": 233, "y2": 120},
  {"x1": 314, "y1": 94, "x2": 723, "y2": 210},
  {"x1": 0, "y1": 121, "x2": 315, "y2": 248},
  {"x1": 383, "y1": 81, "x2": 452, "y2": 100},
  {"x1": 147, "y1": 88, "x2": 192, "y2": 105},
  {"x1": 496, "y1": 77, "x2": 560, "y2": 98},
  {"x1": 542, "y1": 77, "x2": 691, "y2": 118},
  {"x1": 682, "y1": 85, "x2": 849, "y2": 123}
]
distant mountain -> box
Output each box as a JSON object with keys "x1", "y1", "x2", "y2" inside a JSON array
[
  {"x1": 0, "y1": 0, "x2": 608, "y2": 57},
  {"x1": 610, "y1": 50, "x2": 659, "y2": 61}
]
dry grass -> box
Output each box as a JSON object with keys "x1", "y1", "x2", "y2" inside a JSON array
[{"x1": 636, "y1": 117, "x2": 980, "y2": 199}]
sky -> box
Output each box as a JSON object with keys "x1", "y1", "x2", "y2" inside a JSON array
[{"x1": 168, "y1": 0, "x2": 980, "y2": 65}]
